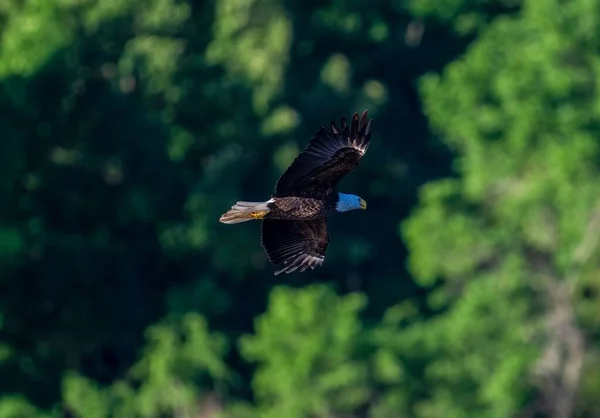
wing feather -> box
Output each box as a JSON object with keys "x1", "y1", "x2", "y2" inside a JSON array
[
  {"x1": 261, "y1": 219, "x2": 329, "y2": 275},
  {"x1": 274, "y1": 110, "x2": 372, "y2": 199}
]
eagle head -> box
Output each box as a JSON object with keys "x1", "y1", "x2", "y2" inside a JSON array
[{"x1": 336, "y1": 193, "x2": 367, "y2": 212}]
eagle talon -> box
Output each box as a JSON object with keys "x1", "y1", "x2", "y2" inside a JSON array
[{"x1": 249, "y1": 210, "x2": 268, "y2": 219}]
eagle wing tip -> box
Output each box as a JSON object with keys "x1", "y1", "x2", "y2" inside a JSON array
[{"x1": 272, "y1": 254, "x2": 325, "y2": 275}]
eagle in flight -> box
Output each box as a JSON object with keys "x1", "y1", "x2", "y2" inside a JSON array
[{"x1": 219, "y1": 110, "x2": 372, "y2": 275}]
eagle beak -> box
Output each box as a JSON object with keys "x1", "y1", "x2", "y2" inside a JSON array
[{"x1": 359, "y1": 198, "x2": 367, "y2": 210}]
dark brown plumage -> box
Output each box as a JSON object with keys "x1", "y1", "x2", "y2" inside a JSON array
[
  {"x1": 261, "y1": 218, "x2": 329, "y2": 275},
  {"x1": 219, "y1": 110, "x2": 373, "y2": 275},
  {"x1": 274, "y1": 110, "x2": 371, "y2": 199},
  {"x1": 261, "y1": 195, "x2": 338, "y2": 220}
]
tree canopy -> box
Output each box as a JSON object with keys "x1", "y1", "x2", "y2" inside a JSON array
[{"x1": 1, "y1": 0, "x2": 599, "y2": 417}]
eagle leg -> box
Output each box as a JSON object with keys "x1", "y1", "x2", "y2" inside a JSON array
[{"x1": 249, "y1": 210, "x2": 269, "y2": 219}]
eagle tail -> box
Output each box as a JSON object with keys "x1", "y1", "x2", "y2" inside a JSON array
[{"x1": 219, "y1": 200, "x2": 273, "y2": 224}]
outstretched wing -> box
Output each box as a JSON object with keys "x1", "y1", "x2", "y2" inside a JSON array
[
  {"x1": 274, "y1": 110, "x2": 372, "y2": 199},
  {"x1": 261, "y1": 218, "x2": 329, "y2": 275}
]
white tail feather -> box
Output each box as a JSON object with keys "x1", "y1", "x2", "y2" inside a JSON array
[{"x1": 219, "y1": 199, "x2": 273, "y2": 224}]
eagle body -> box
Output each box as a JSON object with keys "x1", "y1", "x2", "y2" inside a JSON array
[
  {"x1": 264, "y1": 195, "x2": 338, "y2": 220},
  {"x1": 219, "y1": 110, "x2": 373, "y2": 275}
]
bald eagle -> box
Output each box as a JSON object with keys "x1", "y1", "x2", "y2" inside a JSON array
[{"x1": 219, "y1": 110, "x2": 372, "y2": 275}]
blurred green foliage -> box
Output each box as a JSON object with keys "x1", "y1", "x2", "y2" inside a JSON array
[
  {"x1": 1, "y1": 0, "x2": 600, "y2": 417},
  {"x1": 240, "y1": 286, "x2": 369, "y2": 418},
  {"x1": 62, "y1": 313, "x2": 228, "y2": 418}
]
